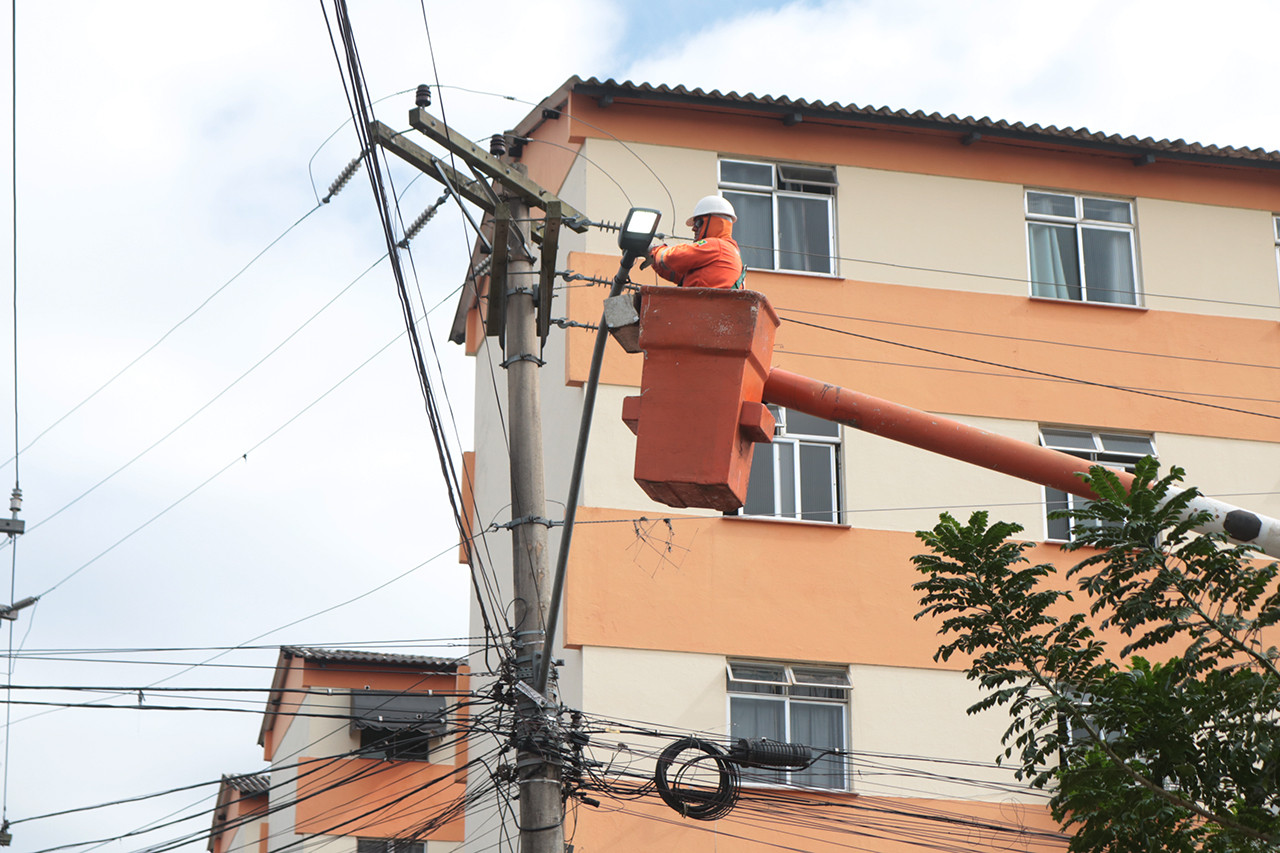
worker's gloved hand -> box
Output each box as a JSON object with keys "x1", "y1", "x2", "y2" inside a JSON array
[{"x1": 641, "y1": 245, "x2": 663, "y2": 270}]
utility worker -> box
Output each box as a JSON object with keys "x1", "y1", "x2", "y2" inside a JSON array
[{"x1": 645, "y1": 195, "x2": 746, "y2": 289}]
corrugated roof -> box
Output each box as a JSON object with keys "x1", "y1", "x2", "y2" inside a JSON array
[
  {"x1": 529, "y1": 77, "x2": 1280, "y2": 168},
  {"x1": 223, "y1": 772, "x2": 270, "y2": 795},
  {"x1": 280, "y1": 646, "x2": 461, "y2": 671}
]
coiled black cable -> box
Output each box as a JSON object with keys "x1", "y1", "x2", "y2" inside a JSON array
[{"x1": 653, "y1": 737, "x2": 739, "y2": 821}]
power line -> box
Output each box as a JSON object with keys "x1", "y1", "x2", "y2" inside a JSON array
[
  {"x1": 774, "y1": 304, "x2": 1280, "y2": 373},
  {"x1": 36, "y1": 325, "x2": 408, "y2": 597},
  {"x1": 425, "y1": 81, "x2": 1277, "y2": 315},
  {"x1": 16, "y1": 253, "x2": 389, "y2": 542},
  {"x1": 778, "y1": 348, "x2": 1279, "y2": 406},
  {"x1": 781, "y1": 315, "x2": 1280, "y2": 422},
  {"x1": 0, "y1": 204, "x2": 324, "y2": 473}
]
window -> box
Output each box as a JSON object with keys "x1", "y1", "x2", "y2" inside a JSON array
[
  {"x1": 1040, "y1": 427, "x2": 1155, "y2": 541},
  {"x1": 351, "y1": 691, "x2": 447, "y2": 761},
  {"x1": 737, "y1": 406, "x2": 841, "y2": 523},
  {"x1": 357, "y1": 840, "x2": 424, "y2": 853},
  {"x1": 728, "y1": 661, "x2": 851, "y2": 789},
  {"x1": 719, "y1": 159, "x2": 836, "y2": 274},
  {"x1": 1274, "y1": 216, "x2": 1279, "y2": 294},
  {"x1": 1027, "y1": 191, "x2": 1138, "y2": 305}
]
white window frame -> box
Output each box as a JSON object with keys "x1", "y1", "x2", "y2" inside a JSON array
[
  {"x1": 734, "y1": 405, "x2": 842, "y2": 523},
  {"x1": 357, "y1": 840, "x2": 425, "y2": 853},
  {"x1": 719, "y1": 159, "x2": 837, "y2": 275},
  {"x1": 1273, "y1": 216, "x2": 1279, "y2": 298},
  {"x1": 726, "y1": 660, "x2": 852, "y2": 790},
  {"x1": 1039, "y1": 427, "x2": 1155, "y2": 542},
  {"x1": 1026, "y1": 190, "x2": 1140, "y2": 306}
]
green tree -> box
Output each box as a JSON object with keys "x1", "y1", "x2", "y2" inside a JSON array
[{"x1": 912, "y1": 458, "x2": 1280, "y2": 852}]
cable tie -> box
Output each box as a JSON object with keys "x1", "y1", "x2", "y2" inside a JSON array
[
  {"x1": 497, "y1": 515, "x2": 561, "y2": 529},
  {"x1": 499, "y1": 354, "x2": 546, "y2": 369}
]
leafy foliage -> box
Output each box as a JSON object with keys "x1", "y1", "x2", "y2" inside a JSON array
[{"x1": 913, "y1": 459, "x2": 1280, "y2": 853}]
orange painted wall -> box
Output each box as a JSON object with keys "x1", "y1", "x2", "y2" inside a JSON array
[
  {"x1": 302, "y1": 666, "x2": 462, "y2": 695},
  {"x1": 264, "y1": 659, "x2": 468, "y2": 760},
  {"x1": 563, "y1": 93, "x2": 1280, "y2": 211},
  {"x1": 459, "y1": 450, "x2": 476, "y2": 564},
  {"x1": 294, "y1": 757, "x2": 464, "y2": 841},
  {"x1": 211, "y1": 792, "x2": 267, "y2": 853},
  {"x1": 563, "y1": 252, "x2": 1280, "y2": 443},
  {"x1": 562, "y1": 506, "x2": 1276, "y2": 669},
  {"x1": 521, "y1": 106, "x2": 582, "y2": 198},
  {"x1": 571, "y1": 793, "x2": 1064, "y2": 853}
]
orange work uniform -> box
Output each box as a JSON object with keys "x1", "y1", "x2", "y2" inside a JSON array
[{"x1": 647, "y1": 216, "x2": 745, "y2": 289}]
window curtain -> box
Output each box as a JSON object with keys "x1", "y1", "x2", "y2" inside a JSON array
[
  {"x1": 1028, "y1": 223, "x2": 1080, "y2": 299},
  {"x1": 730, "y1": 697, "x2": 786, "y2": 784},
  {"x1": 724, "y1": 191, "x2": 773, "y2": 270},
  {"x1": 1081, "y1": 228, "x2": 1136, "y2": 304},
  {"x1": 790, "y1": 702, "x2": 845, "y2": 788},
  {"x1": 778, "y1": 196, "x2": 830, "y2": 273}
]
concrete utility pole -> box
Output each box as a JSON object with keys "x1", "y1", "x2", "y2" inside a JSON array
[
  {"x1": 371, "y1": 106, "x2": 586, "y2": 853},
  {"x1": 499, "y1": 186, "x2": 564, "y2": 853}
]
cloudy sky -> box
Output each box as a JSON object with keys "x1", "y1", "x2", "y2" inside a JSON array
[{"x1": 2, "y1": 2, "x2": 1277, "y2": 852}]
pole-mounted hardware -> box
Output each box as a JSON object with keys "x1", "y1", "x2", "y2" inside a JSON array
[
  {"x1": 486, "y1": 203, "x2": 511, "y2": 343},
  {"x1": 0, "y1": 596, "x2": 37, "y2": 621},
  {"x1": 0, "y1": 487, "x2": 22, "y2": 536},
  {"x1": 538, "y1": 202, "x2": 562, "y2": 345},
  {"x1": 408, "y1": 108, "x2": 589, "y2": 232}
]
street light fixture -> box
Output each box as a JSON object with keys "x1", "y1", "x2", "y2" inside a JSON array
[{"x1": 617, "y1": 207, "x2": 661, "y2": 264}]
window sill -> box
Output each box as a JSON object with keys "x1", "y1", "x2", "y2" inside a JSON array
[
  {"x1": 723, "y1": 514, "x2": 850, "y2": 530},
  {"x1": 745, "y1": 266, "x2": 843, "y2": 281},
  {"x1": 1029, "y1": 295, "x2": 1147, "y2": 311},
  {"x1": 738, "y1": 780, "x2": 857, "y2": 798}
]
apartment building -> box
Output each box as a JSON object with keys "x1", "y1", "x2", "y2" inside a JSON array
[
  {"x1": 455, "y1": 77, "x2": 1280, "y2": 851},
  {"x1": 210, "y1": 647, "x2": 468, "y2": 853}
]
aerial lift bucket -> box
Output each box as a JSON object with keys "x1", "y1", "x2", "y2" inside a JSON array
[{"x1": 612, "y1": 285, "x2": 1280, "y2": 557}]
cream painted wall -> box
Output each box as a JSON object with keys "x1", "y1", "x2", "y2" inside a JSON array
[
  {"x1": 580, "y1": 384, "x2": 721, "y2": 518},
  {"x1": 1159, "y1": 432, "x2": 1280, "y2": 519},
  {"x1": 225, "y1": 815, "x2": 265, "y2": 853},
  {"x1": 578, "y1": 646, "x2": 730, "y2": 778},
  {"x1": 579, "y1": 139, "x2": 719, "y2": 255},
  {"x1": 576, "y1": 645, "x2": 1037, "y2": 802},
  {"x1": 1137, "y1": 199, "x2": 1279, "y2": 319},
  {"x1": 839, "y1": 167, "x2": 1029, "y2": 295},
  {"x1": 845, "y1": 415, "x2": 1045, "y2": 535},
  {"x1": 848, "y1": 663, "x2": 1036, "y2": 801}
]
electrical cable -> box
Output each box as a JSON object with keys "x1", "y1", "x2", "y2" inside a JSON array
[
  {"x1": 0, "y1": 203, "x2": 324, "y2": 474},
  {"x1": 653, "y1": 737, "x2": 739, "y2": 821},
  {"x1": 28, "y1": 690, "x2": 505, "y2": 852},
  {"x1": 3, "y1": 0, "x2": 16, "y2": 824},
  {"x1": 780, "y1": 314, "x2": 1280, "y2": 422},
  {"x1": 18, "y1": 605, "x2": 510, "y2": 850},
  {"x1": 306, "y1": 87, "x2": 414, "y2": 205},
  {"x1": 324, "y1": 0, "x2": 512, "y2": 671},
  {"x1": 413, "y1": 12, "x2": 515, "y2": 672},
  {"x1": 35, "y1": 324, "x2": 408, "y2": 598},
  {"x1": 776, "y1": 347, "x2": 1280, "y2": 407},
  {"x1": 774, "y1": 304, "x2": 1280, "y2": 374},
  {"x1": 15, "y1": 252, "x2": 390, "y2": 542},
  {"x1": 516, "y1": 135, "x2": 633, "y2": 207}
]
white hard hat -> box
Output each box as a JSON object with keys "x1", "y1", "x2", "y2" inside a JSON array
[{"x1": 686, "y1": 195, "x2": 737, "y2": 226}]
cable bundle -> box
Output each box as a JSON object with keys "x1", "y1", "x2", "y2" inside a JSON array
[{"x1": 653, "y1": 737, "x2": 739, "y2": 821}]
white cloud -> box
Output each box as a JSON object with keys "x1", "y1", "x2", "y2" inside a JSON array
[{"x1": 621, "y1": 0, "x2": 1279, "y2": 150}]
